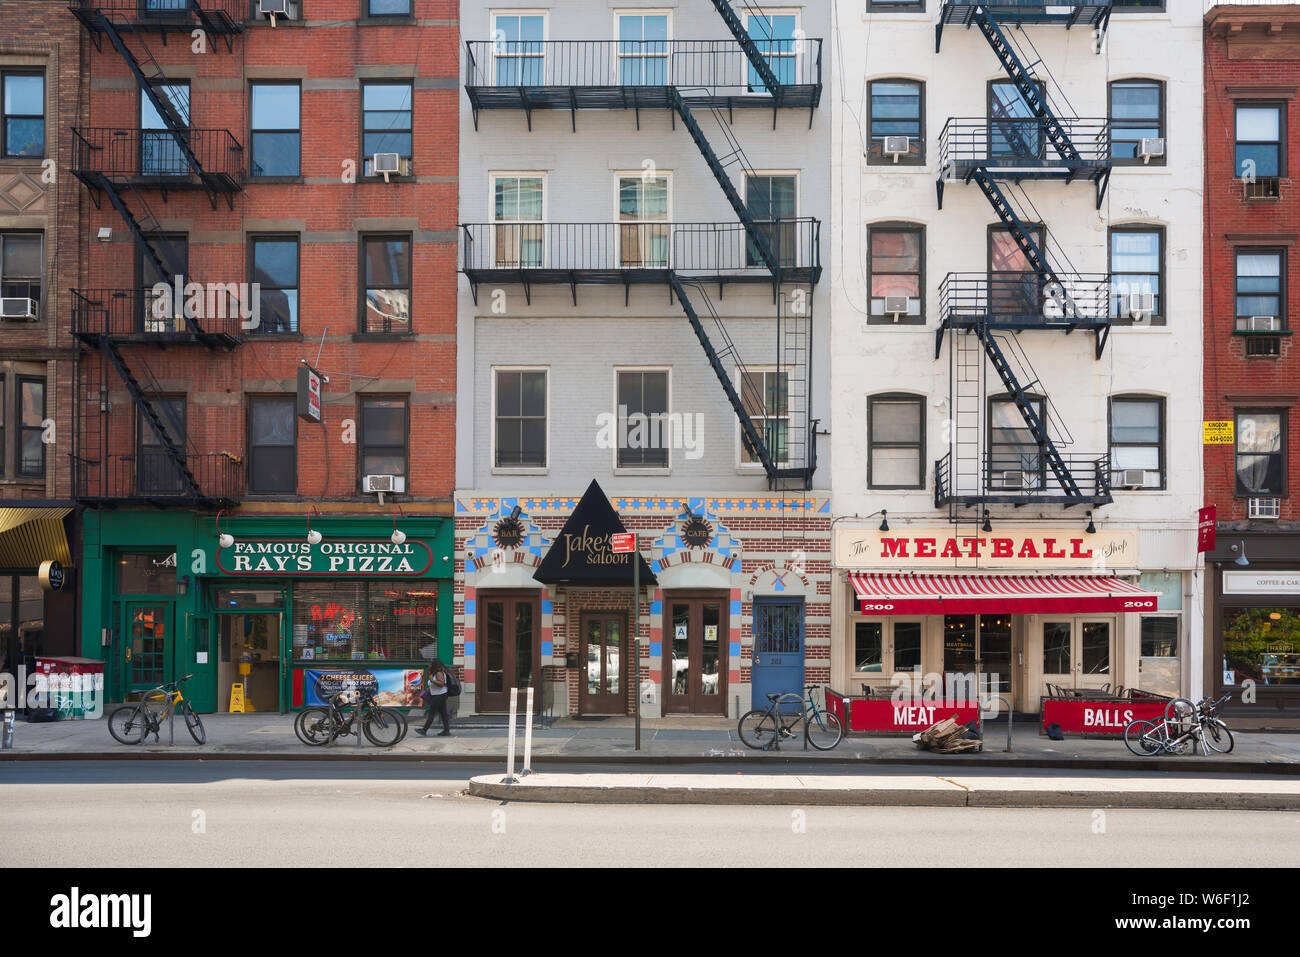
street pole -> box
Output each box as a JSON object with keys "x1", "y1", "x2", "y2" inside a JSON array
[{"x1": 633, "y1": 533, "x2": 640, "y2": 752}]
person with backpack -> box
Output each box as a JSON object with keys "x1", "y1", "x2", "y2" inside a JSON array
[{"x1": 416, "y1": 658, "x2": 456, "y2": 736}]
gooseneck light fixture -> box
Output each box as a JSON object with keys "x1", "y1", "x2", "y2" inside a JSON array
[
  {"x1": 862, "y1": 509, "x2": 889, "y2": 532},
  {"x1": 306, "y1": 505, "x2": 323, "y2": 546},
  {"x1": 981, "y1": 509, "x2": 993, "y2": 534},
  {"x1": 391, "y1": 505, "x2": 407, "y2": 545},
  {"x1": 216, "y1": 509, "x2": 234, "y2": 549},
  {"x1": 1085, "y1": 510, "x2": 1096, "y2": 535},
  {"x1": 1234, "y1": 540, "x2": 1251, "y2": 567}
]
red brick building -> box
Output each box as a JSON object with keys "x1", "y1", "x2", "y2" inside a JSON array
[{"x1": 1203, "y1": 2, "x2": 1300, "y2": 723}]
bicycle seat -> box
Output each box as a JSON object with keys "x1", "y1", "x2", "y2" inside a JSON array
[{"x1": 766, "y1": 693, "x2": 780, "y2": 702}]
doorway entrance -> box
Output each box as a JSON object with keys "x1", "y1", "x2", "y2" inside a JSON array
[
  {"x1": 942, "y1": 614, "x2": 1013, "y2": 705},
  {"x1": 750, "y1": 598, "x2": 804, "y2": 710},
  {"x1": 662, "y1": 592, "x2": 728, "y2": 715},
  {"x1": 217, "y1": 613, "x2": 283, "y2": 712},
  {"x1": 477, "y1": 591, "x2": 541, "y2": 712},
  {"x1": 123, "y1": 602, "x2": 172, "y2": 698},
  {"x1": 579, "y1": 612, "x2": 626, "y2": 715},
  {"x1": 1042, "y1": 617, "x2": 1114, "y2": 703}
]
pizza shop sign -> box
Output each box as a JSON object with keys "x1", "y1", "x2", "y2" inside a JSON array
[
  {"x1": 834, "y1": 527, "x2": 1140, "y2": 570},
  {"x1": 217, "y1": 539, "x2": 433, "y2": 576}
]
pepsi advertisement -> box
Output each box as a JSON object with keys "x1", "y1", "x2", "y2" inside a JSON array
[{"x1": 299, "y1": 668, "x2": 425, "y2": 708}]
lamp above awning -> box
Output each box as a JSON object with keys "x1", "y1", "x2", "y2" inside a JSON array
[{"x1": 849, "y1": 572, "x2": 1158, "y2": 615}]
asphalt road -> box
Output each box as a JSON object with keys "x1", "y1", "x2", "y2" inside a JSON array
[{"x1": 2, "y1": 761, "x2": 1297, "y2": 867}]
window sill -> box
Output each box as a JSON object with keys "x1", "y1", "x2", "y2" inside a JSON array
[
  {"x1": 491, "y1": 466, "x2": 548, "y2": 476},
  {"x1": 613, "y1": 467, "x2": 672, "y2": 477},
  {"x1": 866, "y1": 318, "x2": 926, "y2": 327},
  {"x1": 359, "y1": 175, "x2": 415, "y2": 184},
  {"x1": 1233, "y1": 328, "x2": 1293, "y2": 336},
  {"x1": 357, "y1": 16, "x2": 416, "y2": 27},
  {"x1": 1112, "y1": 161, "x2": 1169, "y2": 170},
  {"x1": 245, "y1": 176, "x2": 304, "y2": 184},
  {"x1": 353, "y1": 331, "x2": 414, "y2": 341},
  {"x1": 245, "y1": 332, "x2": 304, "y2": 341},
  {"x1": 244, "y1": 19, "x2": 305, "y2": 28},
  {"x1": 0, "y1": 156, "x2": 46, "y2": 165},
  {"x1": 865, "y1": 159, "x2": 928, "y2": 169}
]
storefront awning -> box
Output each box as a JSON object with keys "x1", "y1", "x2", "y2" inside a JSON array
[
  {"x1": 848, "y1": 572, "x2": 1158, "y2": 615},
  {"x1": 0, "y1": 507, "x2": 72, "y2": 570}
]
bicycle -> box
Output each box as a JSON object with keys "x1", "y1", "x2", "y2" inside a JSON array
[
  {"x1": 294, "y1": 687, "x2": 407, "y2": 747},
  {"x1": 1123, "y1": 694, "x2": 1233, "y2": 756},
  {"x1": 737, "y1": 685, "x2": 843, "y2": 751},
  {"x1": 107, "y1": 674, "x2": 206, "y2": 746}
]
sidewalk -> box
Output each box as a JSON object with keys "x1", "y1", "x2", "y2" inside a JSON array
[{"x1": 3, "y1": 712, "x2": 1300, "y2": 772}]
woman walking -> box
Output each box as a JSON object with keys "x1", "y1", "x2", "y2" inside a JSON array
[{"x1": 416, "y1": 658, "x2": 451, "y2": 736}]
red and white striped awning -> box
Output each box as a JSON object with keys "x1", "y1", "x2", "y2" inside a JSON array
[{"x1": 848, "y1": 572, "x2": 1158, "y2": 615}]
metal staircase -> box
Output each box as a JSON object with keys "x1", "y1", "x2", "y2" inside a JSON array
[{"x1": 708, "y1": 0, "x2": 782, "y2": 98}]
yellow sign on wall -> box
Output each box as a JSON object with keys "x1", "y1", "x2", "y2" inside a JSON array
[{"x1": 1203, "y1": 421, "x2": 1235, "y2": 444}]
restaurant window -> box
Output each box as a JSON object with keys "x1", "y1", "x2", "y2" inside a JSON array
[
  {"x1": 1223, "y1": 607, "x2": 1299, "y2": 686},
  {"x1": 17, "y1": 376, "x2": 44, "y2": 478},
  {"x1": 249, "y1": 235, "x2": 299, "y2": 333},
  {"x1": 360, "y1": 234, "x2": 411, "y2": 334},
  {"x1": 1235, "y1": 102, "x2": 1284, "y2": 180},
  {"x1": 617, "y1": 12, "x2": 669, "y2": 86},
  {"x1": 292, "y1": 581, "x2": 435, "y2": 661},
  {"x1": 867, "y1": 79, "x2": 923, "y2": 164},
  {"x1": 250, "y1": 82, "x2": 300, "y2": 177},
  {"x1": 362, "y1": 82, "x2": 413, "y2": 175},
  {"x1": 2, "y1": 71, "x2": 44, "y2": 157},
  {"x1": 293, "y1": 581, "x2": 365, "y2": 661},
  {"x1": 1109, "y1": 226, "x2": 1163, "y2": 324},
  {"x1": 247, "y1": 395, "x2": 296, "y2": 494},
  {"x1": 367, "y1": 583, "x2": 439, "y2": 660},
  {"x1": 868, "y1": 225, "x2": 923, "y2": 323},
  {"x1": 494, "y1": 368, "x2": 547, "y2": 468},
  {"x1": 1234, "y1": 249, "x2": 1284, "y2": 330},
  {"x1": 1234, "y1": 410, "x2": 1285, "y2": 497},
  {"x1": 868, "y1": 393, "x2": 924, "y2": 489},
  {"x1": 855, "y1": 621, "x2": 883, "y2": 673},
  {"x1": 117, "y1": 553, "x2": 179, "y2": 594},
  {"x1": 615, "y1": 369, "x2": 669, "y2": 469},
  {"x1": 893, "y1": 621, "x2": 922, "y2": 672},
  {"x1": 359, "y1": 396, "x2": 409, "y2": 490},
  {"x1": 492, "y1": 13, "x2": 546, "y2": 86},
  {"x1": 1140, "y1": 616, "x2": 1179, "y2": 658},
  {"x1": 1109, "y1": 395, "x2": 1164, "y2": 490},
  {"x1": 1, "y1": 232, "x2": 41, "y2": 318},
  {"x1": 740, "y1": 368, "x2": 789, "y2": 465},
  {"x1": 1109, "y1": 79, "x2": 1164, "y2": 165}
]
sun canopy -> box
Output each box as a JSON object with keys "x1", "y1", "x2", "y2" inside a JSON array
[{"x1": 848, "y1": 572, "x2": 1158, "y2": 615}]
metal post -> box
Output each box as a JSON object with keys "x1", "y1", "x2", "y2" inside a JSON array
[
  {"x1": 633, "y1": 540, "x2": 641, "y2": 752},
  {"x1": 504, "y1": 688, "x2": 518, "y2": 783},
  {"x1": 168, "y1": 695, "x2": 174, "y2": 747},
  {"x1": 521, "y1": 685, "x2": 535, "y2": 775},
  {"x1": 981, "y1": 695, "x2": 1013, "y2": 753},
  {"x1": 2, "y1": 709, "x2": 14, "y2": 749}
]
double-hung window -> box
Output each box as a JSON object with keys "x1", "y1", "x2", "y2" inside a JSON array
[
  {"x1": 990, "y1": 396, "x2": 1044, "y2": 490},
  {"x1": 140, "y1": 82, "x2": 189, "y2": 177},
  {"x1": 745, "y1": 174, "x2": 797, "y2": 267},
  {"x1": 1, "y1": 232, "x2": 42, "y2": 317},
  {"x1": 617, "y1": 12, "x2": 669, "y2": 86},
  {"x1": 247, "y1": 396, "x2": 296, "y2": 494},
  {"x1": 1109, "y1": 226, "x2": 1163, "y2": 324},
  {"x1": 1234, "y1": 249, "x2": 1283, "y2": 330},
  {"x1": 360, "y1": 235, "x2": 411, "y2": 334},
  {"x1": 137, "y1": 396, "x2": 186, "y2": 494},
  {"x1": 615, "y1": 369, "x2": 669, "y2": 469},
  {"x1": 362, "y1": 82, "x2": 412, "y2": 176},
  {"x1": 1235, "y1": 410, "x2": 1285, "y2": 497},
  {"x1": 868, "y1": 225, "x2": 923, "y2": 323},
  {"x1": 1109, "y1": 79, "x2": 1164, "y2": 164},
  {"x1": 617, "y1": 174, "x2": 669, "y2": 268},
  {"x1": 1109, "y1": 396, "x2": 1164, "y2": 490},
  {"x1": 250, "y1": 83, "x2": 300, "y2": 177},
  {"x1": 493, "y1": 174, "x2": 543, "y2": 268},
  {"x1": 1235, "y1": 103, "x2": 1284, "y2": 180},
  {"x1": 359, "y1": 396, "x2": 409, "y2": 490},
  {"x1": 2, "y1": 72, "x2": 44, "y2": 157},
  {"x1": 250, "y1": 236, "x2": 299, "y2": 334},
  {"x1": 494, "y1": 369, "x2": 547, "y2": 469},
  {"x1": 745, "y1": 11, "x2": 797, "y2": 93},
  {"x1": 17, "y1": 377, "x2": 44, "y2": 478},
  {"x1": 868, "y1": 394, "x2": 924, "y2": 489},
  {"x1": 493, "y1": 13, "x2": 545, "y2": 86},
  {"x1": 740, "y1": 368, "x2": 789, "y2": 466},
  {"x1": 867, "y1": 80, "x2": 923, "y2": 165}
]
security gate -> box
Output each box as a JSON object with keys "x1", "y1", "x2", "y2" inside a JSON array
[{"x1": 751, "y1": 598, "x2": 804, "y2": 711}]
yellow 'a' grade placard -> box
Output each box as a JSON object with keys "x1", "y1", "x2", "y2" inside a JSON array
[{"x1": 1203, "y1": 421, "x2": 1235, "y2": 445}]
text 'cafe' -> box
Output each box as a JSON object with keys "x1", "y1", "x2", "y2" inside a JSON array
[{"x1": 830, "y1": 526, "x2": 1193, "y2": 719}]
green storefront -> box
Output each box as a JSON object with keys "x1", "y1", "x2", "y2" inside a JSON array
[{"x1": 80, "y1": 511, "x2": 454, "y2": 714}]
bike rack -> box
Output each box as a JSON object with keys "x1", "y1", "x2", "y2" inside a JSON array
[
  {"x1": 766, "y1": 693, "x2": 808, "y2": 752},
  {"x1": 979, "y1": 695, "x2": 1013, "y2": 753}
]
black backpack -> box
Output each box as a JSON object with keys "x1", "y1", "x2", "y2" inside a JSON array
[{"x1": 443, "y1": 668, "x2": 462, "y2": 698}]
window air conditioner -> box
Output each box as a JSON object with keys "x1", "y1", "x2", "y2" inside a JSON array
[
  {"x1": 998, "y1": 470, "x2": 1032, "y2": 490},
  {"x1": 0, "y1": 297, "x2": 37, "y2": 321},
  {"x1": 1249, "y1": 315, "x2": 1280, "y2": 331},
  {"x1": 370, "y1": 152, "x2": 409, "y2": 182},
  {"x1": 258, "y1": 0, "x2": 292, "y2": 26},
  {"x1": 883, "y1": 136, "x2": 911, "y2": 163},
  {"x1": 883, "y1": 295, "x2": 914, "y2": 321},
  {"x1": 1120, "y1": 292, "x2": 1154, "y2": 321},
  {"x1": 1120, "y1": 469, "x2": 1148, "y2": 489},
  {"x1": 363, "y1": 474, "x2": 405, "y2": 494},
  {"x1": 1137, "y1": 138, "x2": 1165, "y2": 163}
]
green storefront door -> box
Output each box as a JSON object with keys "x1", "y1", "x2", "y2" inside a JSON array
[{"x1": 124, "y1": 602, "x2": 173, "y2": 697}]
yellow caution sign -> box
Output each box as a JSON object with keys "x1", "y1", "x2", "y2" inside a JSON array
[
  {"x1": 1203, "y1": 421, "x2": 1235, "y2": 445},
  {"x1": 229, "y1": 683, "x2": 246, "y2": 713}
]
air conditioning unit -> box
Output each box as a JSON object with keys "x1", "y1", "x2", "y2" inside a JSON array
[
  {"x1": 0, "y1": 297, "x2": 37, "y2": 321},
  {"x1": 363, "y1": 474, "x2": 406, "y2": 494},
  {"x1": 998, "y1": 470, "x2": 1033, "y2": 490},
  {"x1": 1119, "y1": 292, "x2": 1154, "y2": 321},
  {"x1": 1249, "y1": 315, "x2": 1280, "y2": 332},
  {"x1": 1244, "y1": 176, "x2": 1281, "y2": 201},
  {"x1": 370, "y1": 153, "x2": 410, "y2": 182},
  {"x1": 1248, "y1": 497, "x2": 1281, "y2": 519},
  {"x1": 1120, "y1": 468, "x2": 1149, "y2": 489},
  {"x1": 883, "y1": 295, "x2": 915, "y2": 321},
  {"x1": 258, "y1": 0, "x2": 293, "y2": 26},
  {"x1": 883, "y1": 135, "x2": 911, "y2": 163},
  {"x1": 1137, "y1": 138, "x2": 1165, "y2": 163}
]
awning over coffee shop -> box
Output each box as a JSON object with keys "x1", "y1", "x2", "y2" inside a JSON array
[
  {"x1": 848, "y1": 572, "x2": 1159, "y2": 615},
  {"x1": 533, "y1": 480, "x2": 657, "y2": 586},
  {"x1": 0, "y1": 507, "x2": 72, "y2": 570}
]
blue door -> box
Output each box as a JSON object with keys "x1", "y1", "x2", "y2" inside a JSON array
[{"x1": 751, "y1": 598, "x2": 805, "y2": 712}]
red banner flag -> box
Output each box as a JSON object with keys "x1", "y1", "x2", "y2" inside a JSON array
[{"x1": 1197, "y1": 506, "x2": 1217, "y2": 553}]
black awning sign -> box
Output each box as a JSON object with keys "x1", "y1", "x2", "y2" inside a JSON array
[{"x1": 533, "y1": 479, "x2": 657, "y2": 586}]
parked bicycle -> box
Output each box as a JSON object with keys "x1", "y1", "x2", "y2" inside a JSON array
[
  {"x1": 738, "y1": 685, "x2": 843, "y2": 751},
  {"x1": 107, "y1": 674, "x2": 206, "y2": 746},
  {"x1": 1123, "y1": 694, "x2": 1233, "y2": 756},
  {"x1": 294, "y1": 687, "x2": 408, "y2": 747}
]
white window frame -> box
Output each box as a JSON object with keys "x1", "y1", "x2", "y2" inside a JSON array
[
  {"x1": 490, "y1": 170, "x2": 547, "y2": 269},
  {"x1": 742, "y1": 7, "x2": 802, "y2": 97},
  {"x1": 491, "y1": 365, "x2": 550, "y2": 474},
  {"x1": 613, "y1": 9, "x2": 673, "y2": 87},
  {"x1": 490, "y1": 9, "x2": 548, "y2": 87},
  {"x1": 614, "y1": 170, "x2": 671, "y2": 269},
  {"x1": 735, "y1": 364, "x2": 791, "y2": 470},
  {"x1": 744, "y1": 170, "x2": 800, "y2": 268},
  {"x1": 612, "y1": 366, "x2": 673, "y2": 475}
]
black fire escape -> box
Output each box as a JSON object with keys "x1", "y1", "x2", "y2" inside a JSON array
[
  {"x1": 933, "y1": 0, "x2": 1115, "y2": 513},
  {"x1": 68, "y1": 1, "x2": 246, "y2": 508},
  {"x1": 460, "y1": 0, "x2": 822, "y2": 488}
]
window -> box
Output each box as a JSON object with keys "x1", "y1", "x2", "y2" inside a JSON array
[
  {"x1": 249, "y1": 236, "x2": 298, "y2": 333},
  {"x1": 0, "y1": 374, "x2": 5, "y2": 476},
  {"x1": 868, "y1": 394, "x2": 924, "y2": 489},
  {"x1": 1140, "y1": 617, "x2": 1178, "y2": 658},
  {"x1": 745, "y1": 11, "x2": 797, "y2": 93},
  {"x1": 615, "y1": 369, "x2": 669, "y2": 469},
  {"x1": 360, "y1": 235, "x2": 411, "y2": 334},
  {"x1": 1223, "y1": 607, "x2": 1300, "y2": 687},
  {"x1": 494, "y1": 369, "x2": 547, "y2": 469},
  {"x1": 854, "y1": 621, "x2": 883, "y2": 673},
  {"x1": 740, "y1": 368, "x2": 789, "y2": 465},
  {"x1": 137, "y1": 396, "x2": 186, "y2": 494},
  {"x1": 16, "y1": 376, "x2": 43, "y2": 478},
  {"x1": 1112, "y1": 1, "x2": 1164, "y2": 9},
  {"x1": 893, "y1": 621, "x2": 922, "y2": 671},
  {"x1": 1234, "y1": 249, "x2": 1283, "y2": 328},
  {"x1": 140, "y1": 82, "x2": 189, "y2": 177},
  {"x1": 746, "y1": 174, "x2": 797, "y2": 267},
  {"x1": 617, "y1": 174, "x2": 669, "y2": 268},
  {"x1": 867, "y1": 80, "x2": 923, "y2": 165},
  {"x1": 362, "y1": 82, "x2": 412, "y2": 175},
  {"x1": 617, "y1": 12, "x2": 669, "y2": 86},
  {"x1": 138, "y1": 233, "x2": 187, "y2": 330},
  {"x1": 990, "y1": 224, "x2": 1044, "y2": 317},
  {"x1": 990, "y1": 79, "x2": 1042, "y2": 160},
  {"x1": 293, "y1": 581, "x2": 434, "y2": 663},
  {"x1": 1, "y1": 232, "x2": 42, "y2": 315},
  {"x1": 493, "y1": 13, "x2": 545, "y2": 86},
  {"x1": 990, "y1": 396, "x2": 1043, "y2": 489},
  {"x1": 1235, "y1": 410, "x2": 1285, "y2": 497},
  {"x1": 867, "y1": 0, "x2": 924, "y2": 10},
  {"x1": 247, "y1": 396, "x2": 296, "y2": 494},
  {"x1": 367, "y1": 0, "x2": 411, "y2": 15},
  {"x1": 250, "y1": 83, "x2": 300, "y2": 177},
  {"x1": 868, "y1": 225, "x2": 923, "y2": 323},
  {"x1": 493, "y1": 174, "x2": 543, "y2": 268},
  {"x1": 1235, "y1": 103, "x2": 1284, "y2": 179},
  {"x1": 2, "y1": 72, "x2": 44, "y2": 157},
  {"x1": 1109, "y1": 226, "x2": 1163, "y2": 324},
  {"x1": 1109, "y1": 80, "x2": 1164, "y2": 164},
  {"x1": 359, "y1": 396, "x2": 409, "y2": 487},
  {"x1": 1109, "y1": 396, "x2": 1164, "y2": 490}
]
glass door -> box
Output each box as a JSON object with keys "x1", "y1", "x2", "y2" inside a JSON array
[
  {"x1": 1078, "y1": 619, "x2": 1113, "y2": 694},
  {"x1": 580, "y1": 613, "x2": 625, "y2": 715},
  {"x1": 124, "y1": 602, "x2": 171, "y2": 698},
  {"x1": 663, "y1": 593, "x2": 727, "y2": 714},
  {"x1": 477, "y1": 592, "x2": 540, "y2": 712},
  {"x1": 1041, "y1": 618, "x2": 1114, "y2": 703}
]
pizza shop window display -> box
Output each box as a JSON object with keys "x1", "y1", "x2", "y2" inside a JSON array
[{"x1": 291, "y1": 581, "x2": 437, "y2": 662}]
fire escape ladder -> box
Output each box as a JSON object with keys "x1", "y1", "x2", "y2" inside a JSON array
[
  {"x1": 708, "y1": 0, "x2": 783, "y2": 99},
  {"x1": 973, "y1": 324, "x2": 1080, "y2": 499},
  {"x1": 970, "y1": 7, "x2": 1079, "y2": 164},
  {"x1": 971, "y1": 168, "x2": 1060, "y2": 289},
  {"x1": 100, "y1": 338, "x2": 203, "y2": 499}
]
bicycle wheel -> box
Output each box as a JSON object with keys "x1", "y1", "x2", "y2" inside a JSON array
[
  {"x1": 1203, "y1": 719, "x2": 1235, "y2": 755},
  {"x1": 182, "y1": 703, "x2": 206, "y2": 745},
  {"x1": 1123, "y1": 719, "x2": 1161, "y2": 756},
  {"x1": 388, "y1": 708, "x2": 409, "y2": 744},
  {"x1": 805, "y1": 709, "x2": 844, "y2": 751},
  {"x1": 294, "y1": 707, "x2": 334, "y2": 746},
  {"x1": 361, "y1": 707, "x2": 403, "y2": 747},
  {"x1": 108, "y1": 705, "x2": 147, "y2": 745},
  {"x1": 737, "y1": 709, "x2": 780, "y2": 750}
]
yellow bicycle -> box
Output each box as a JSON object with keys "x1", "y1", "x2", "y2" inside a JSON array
[{"x1": 107, "y1": 674, "x2": 206, "y2": 745}]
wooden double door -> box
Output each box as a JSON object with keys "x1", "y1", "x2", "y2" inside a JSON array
[
  {"x1": 662, "y1": 591, "x2": 728, "y2": 715},
  {"x1": 579, "y1": 613, "x2": 627, "y2": 715},
  {"x1": 477, "y1": 591, "x2": 542, "y2": 713}
]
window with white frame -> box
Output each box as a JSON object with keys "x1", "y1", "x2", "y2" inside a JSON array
[
  {"x1": 616, "y1": 11, "x2": 669, "y2": 86},
  {"x1": 739, "y1": 367, "x2": 789, "y2": 465},
  {"x1": 745, "y1": 173, "x2": 797, "y2": 268},
  {"x1": 492, "y1": 12, "x2": 546, "y2": 86},
  {"x1": 744, "y1": 10, "x2": 798, "y2": 93},
  {"x1": 493, "y1": 173, "x2": 544, "y2": 268},
  {"x1": 1109, "y1": 395, "x2": 1164, "y2": 490},
  {"x1": 615, "y1": 369, "x2": 669, "y2": 469},
  {"x1": 494, "y1": 368, "x2": 547, "y2": 469},
  {"x1": 617, "y1": 173, "x2": 669, "y2": 268}
]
